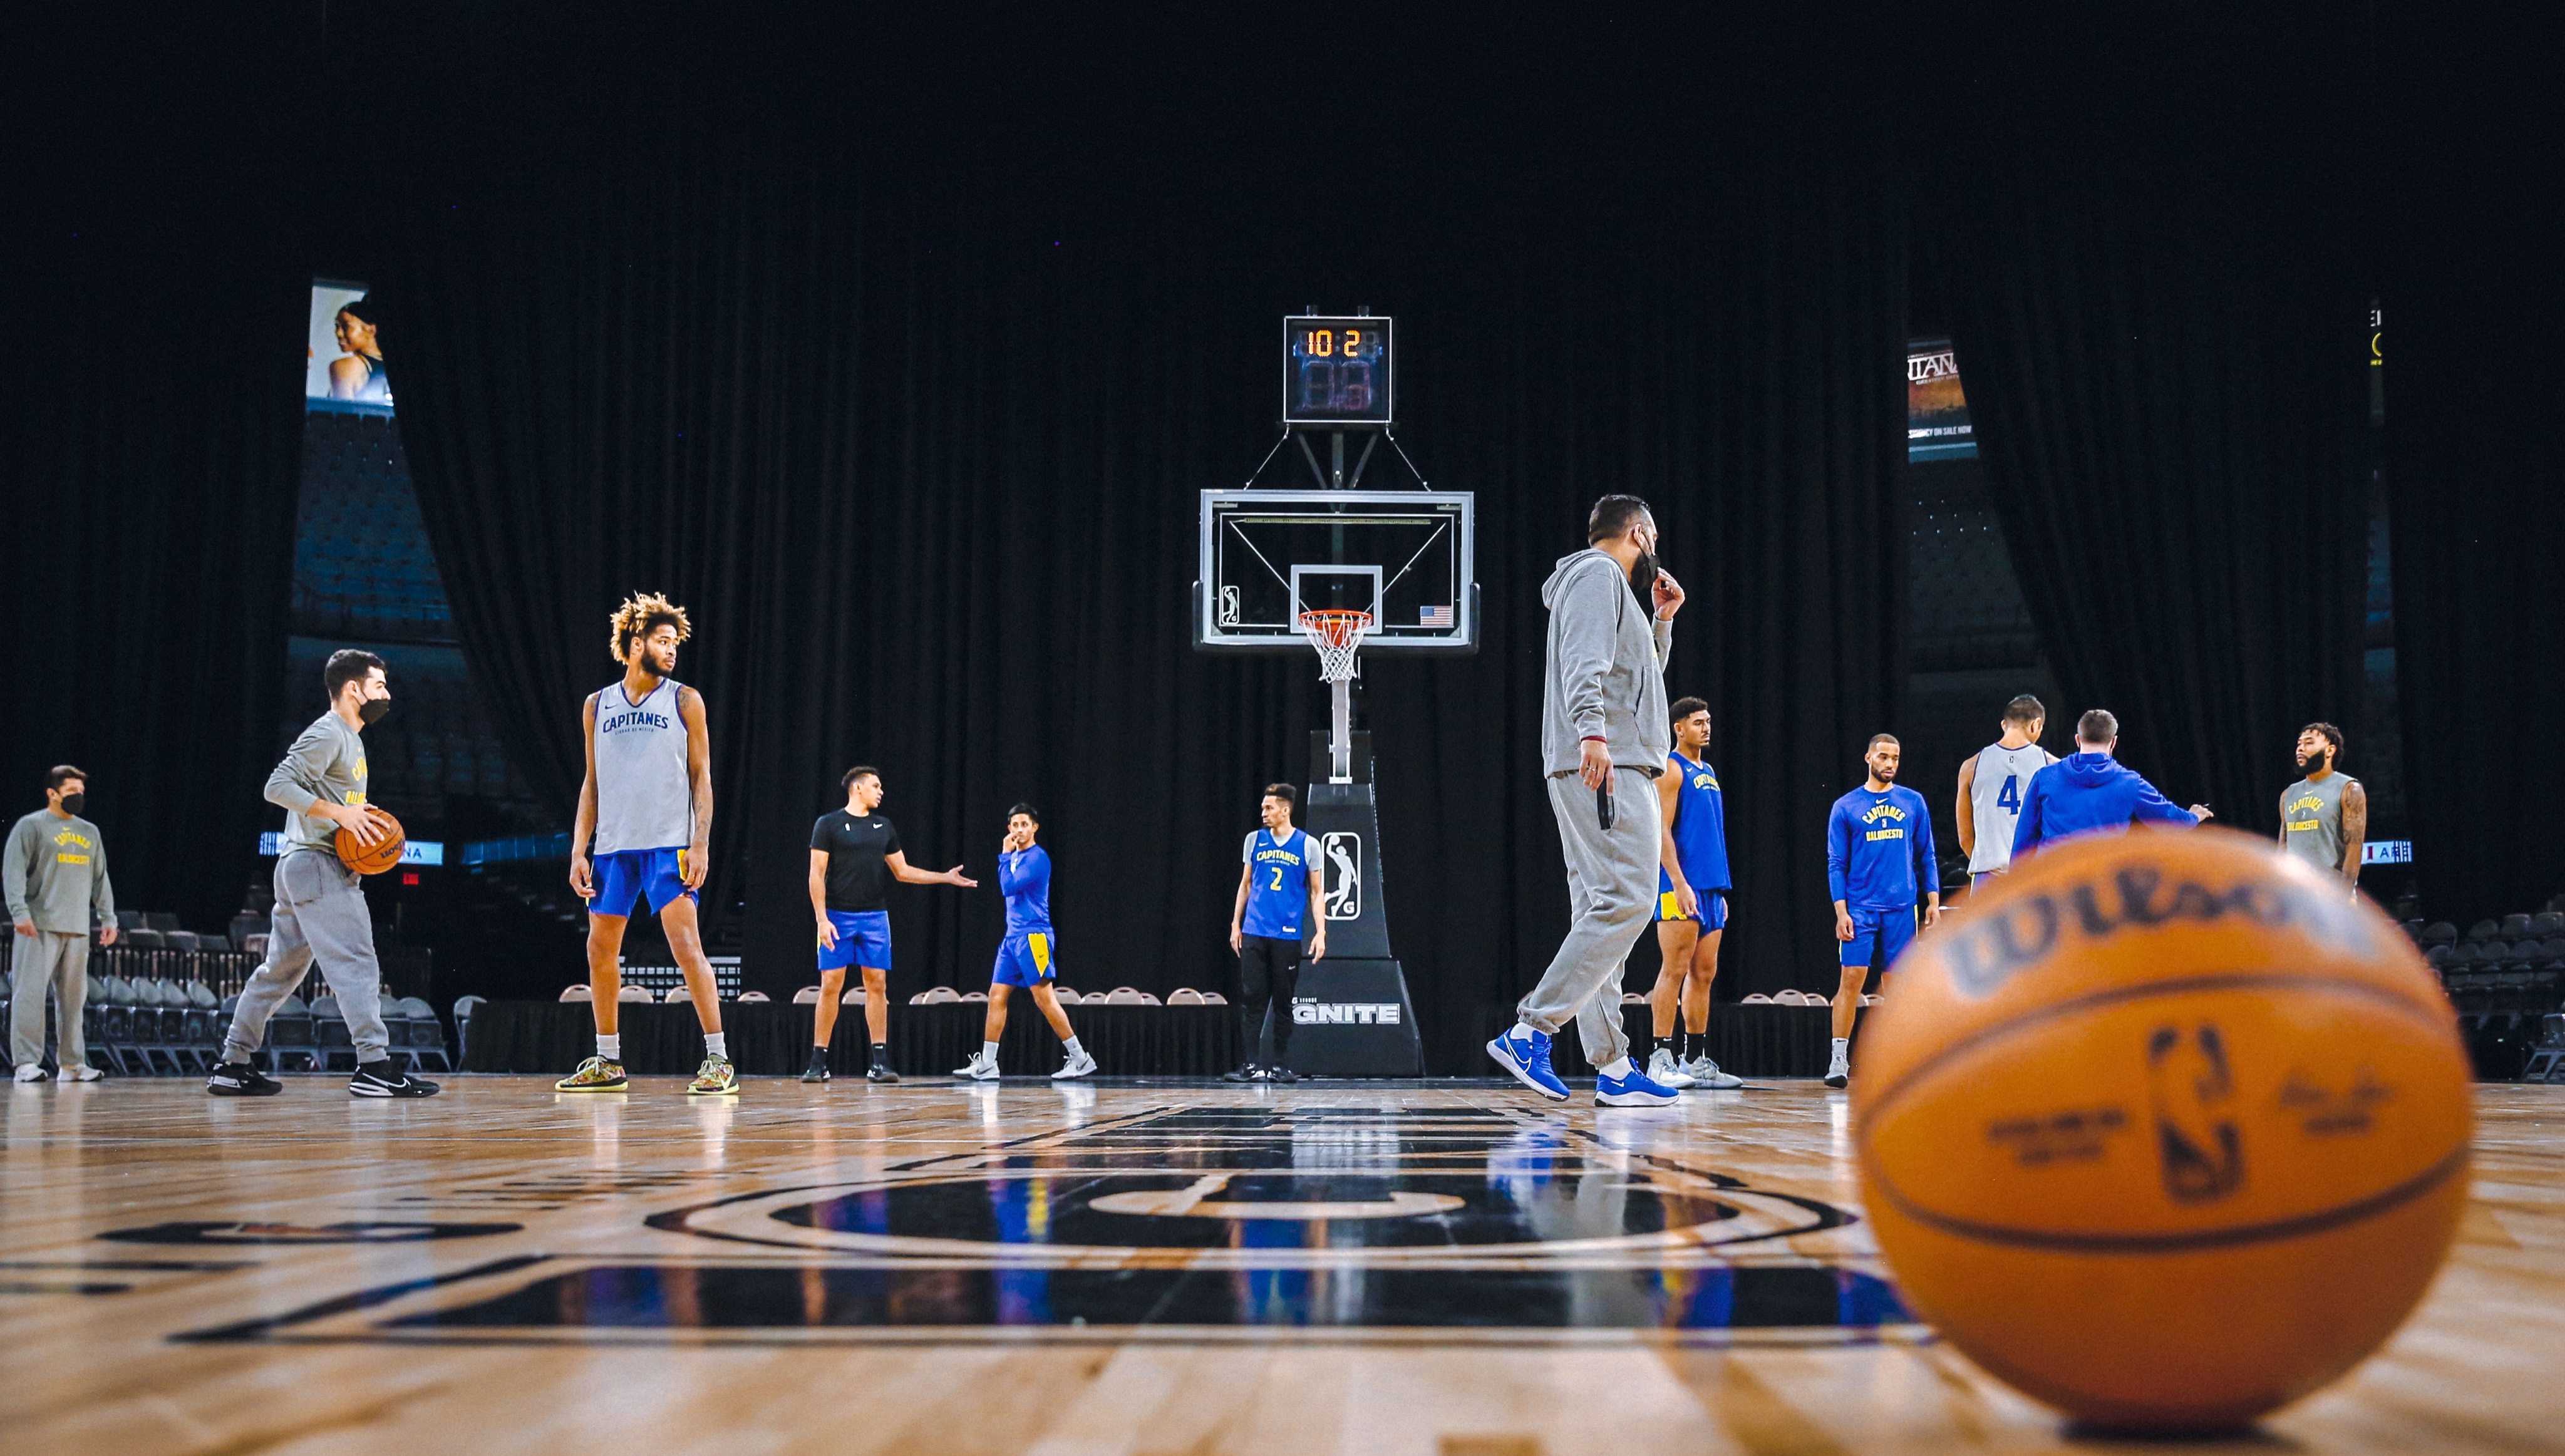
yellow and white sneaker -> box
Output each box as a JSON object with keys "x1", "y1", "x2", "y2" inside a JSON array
[
  {"x1": 688, "y1": 1055, "x2": 739, "y2": 1097},
  {"x1": 555, "y1": 1056, "x2": 629, "y2": 1092}
]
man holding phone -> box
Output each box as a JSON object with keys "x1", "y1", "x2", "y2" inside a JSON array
[{"x1": 1488, "y1": 495, "x2": 1687, "y2": 1108}]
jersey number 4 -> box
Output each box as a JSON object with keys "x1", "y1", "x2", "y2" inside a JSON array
[{"x1": 1997, "y1": 775, "x2": 2021, "y2": 813}]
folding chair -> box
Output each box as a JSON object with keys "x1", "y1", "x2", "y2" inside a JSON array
[
  {"x1": 309, "y1": 994, "x2": 360, "y2": 1071},
  {"x1": 264, "y1": 994, "x2": 318, "y2": 1073},
  {"x1": 398, "y1": 997, "x2": 453, "y2": 1072}
]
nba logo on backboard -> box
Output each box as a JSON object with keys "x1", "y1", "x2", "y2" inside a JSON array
[
  {"x1": 1219, "y1": 586, "x2": 1241, "y2": 627},
  {"x1": 1322, "y1": 832, "x2": 1361, "y2": 920}
]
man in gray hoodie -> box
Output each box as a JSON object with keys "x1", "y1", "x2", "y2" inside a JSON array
[
  {"x1": 1489, "y1": 495, "x2": 1689, "y2": 1106},
  {"x1": 7, "y1": 765, "x2": 118, "y2": 1081}
]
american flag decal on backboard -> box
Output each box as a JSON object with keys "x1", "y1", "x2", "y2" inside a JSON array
[{"x1": 1420, "y1": 604, "x2": 1454, "y2": 628}]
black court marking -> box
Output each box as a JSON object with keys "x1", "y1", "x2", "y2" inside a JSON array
[
  {"x1": 174, "y1": 1256, "x2": 1919, "y2": 1348},
  {"x1": 101, "y1": 1220, "x2": 524, "y2": 1245}
]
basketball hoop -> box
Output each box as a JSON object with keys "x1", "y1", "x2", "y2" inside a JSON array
[
  {"x1": 1301, "y1": 609, "x2": 1373, "y2": 784},
  {"x1": 1299, "y1": 609, "x2": 1373, "y2": 683}
]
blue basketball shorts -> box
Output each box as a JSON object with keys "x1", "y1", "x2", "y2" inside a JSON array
[
  {"x1": 818, "y1": 909, "x2": 892, "y2": 971},
  {"x1": 590, "y1": 847, "x2": 695, "y2": 917},
  {"x1": 991, "y1": 930, "x2": 1058, "y2": 988},
  {"x1": 1654, "y1": 869, "x2": 1728, "y2": 929},
  {"x1": 1840, "y1": 904, "x2": 1917, "y2": 969}
]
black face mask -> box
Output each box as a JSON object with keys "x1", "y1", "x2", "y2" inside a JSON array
[
  {"x1": 358, "y1": 698, "x2": 392, "y2": 726},
  {"x1": 1629, "y1": 549, "x2": 1659, "y2": 603},
  {"x1": 58, "y1": 792, "x2": 85, "y2": 816}
]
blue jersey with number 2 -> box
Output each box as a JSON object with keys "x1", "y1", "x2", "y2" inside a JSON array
[{"x1": 1242, "y1": 828, "x2": 1314, "y2": 939}]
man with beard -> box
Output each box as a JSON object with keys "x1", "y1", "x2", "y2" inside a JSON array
[
  {"x1": 2278, "y1": 722, "x2": 2365, "y2": 896},
  {"x1": 1487, "y1": 494, "x2": 1688, "y2": 1108},
  {"x1": 1824, "y1": 735, "x2": 1940, "y2": 1089},
  {"x1": 2010, "y1": 709, "x2": 2213, "y2": 859},
  {"x1": 556, "y1": 593, "x2": 735, "y2": 1097}
]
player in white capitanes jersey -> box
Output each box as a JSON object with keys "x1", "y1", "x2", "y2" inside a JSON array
[
  {"x1": 1956, "y1": 694, "x2": 2055, "y2": 887},
  {"x1": 555, "y1": 592, "x2": 735, "y2": 1097}
]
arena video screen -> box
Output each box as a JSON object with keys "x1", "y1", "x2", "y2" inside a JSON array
[{"x1": 308, "y1": 279, "x2": 392, "y2": 415}]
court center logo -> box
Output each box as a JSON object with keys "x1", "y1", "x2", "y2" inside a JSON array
[{"x1": 1322, "y1": 832, "x2": 1361, "y2": 919}]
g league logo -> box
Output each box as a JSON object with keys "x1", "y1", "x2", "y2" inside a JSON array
[{"x1": 1322, "y1": 832, "x2": 1360, "y2": 921}]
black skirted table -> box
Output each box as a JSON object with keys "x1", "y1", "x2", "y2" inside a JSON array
[{"x1": 460, "y1": 1000, "x2": 1237, "y2": 1078}]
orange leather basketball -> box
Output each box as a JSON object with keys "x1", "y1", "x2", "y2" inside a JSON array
[
  {"x1": 1853, "y1": 827, "x2": 2470, "y2": 1431},
  {"x1": 334, "y1": 810, "x2": 406, "y2": 877}
]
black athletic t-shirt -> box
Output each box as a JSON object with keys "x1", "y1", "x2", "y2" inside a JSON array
[{"x1": 811, "y1": 810, "x2": 901, "y2": 912}]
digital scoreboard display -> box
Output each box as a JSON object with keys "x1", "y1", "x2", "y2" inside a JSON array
[{"x1": 1285, "y1": 316, "x2": 1393, "y2": 424}]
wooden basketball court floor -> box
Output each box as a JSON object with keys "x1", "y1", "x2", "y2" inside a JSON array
[{"x1": 3, "y1": 1077, "x2": 2558, "y2": 1455}]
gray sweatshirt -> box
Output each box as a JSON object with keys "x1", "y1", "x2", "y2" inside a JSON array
[
  {"x1": 1540, "y1": 549, "x2": 1675, "y2": 777},
  {"x1": 268, "y1": 711, "x2": 371, "y2": 852},
  {"x1": 4, "y1": 810, "x2": 115, "y2": 934}
]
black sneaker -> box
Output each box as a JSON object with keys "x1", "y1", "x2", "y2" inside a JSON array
[
  {"x1": 864, "y1": 1060, "x2": 901, "y2": 1083},
  {"x1": 1266, "y1": 1065, "x2": 1301, "y2": 1084},
  {"x1": 802, "y1": 1048, "x2": 832, "y2": 1083},
  {"x1": 1222, "y1": 1063, "x2": 1263, "y2": 1083},
  {"x1": 349, "y1": 1061, "x2": 440, "y2": 1098},
  {"x1": 206, "y1": 1061, "x2": 283, "y2": 1097}
]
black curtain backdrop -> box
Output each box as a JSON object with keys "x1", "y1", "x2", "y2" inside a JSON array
[
  {"x1": 374, "y1": 148, "x2": 1907, "y2": 1071},
  {"x1": 1929, "y1": 188, "x2": 2368, "y2": 835},
  {"x1": 2381, "y1": 14, "x2": 2565, "y2": 924},
  {"x1": 1, "y1": 23, "x2": 305, "y2": 933}
]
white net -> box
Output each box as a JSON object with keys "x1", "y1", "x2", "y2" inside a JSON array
[{"x1": 1299, "y1": 610, "x2": 1372, "y2": 683}]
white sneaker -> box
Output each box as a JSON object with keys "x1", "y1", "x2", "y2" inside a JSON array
[
  {"x1": 1824, "y1": 1046, "x2": 1850, "y2": 1089},
  {"x1": 952, "y1": 1053, "x2": 1000, "y2": 1081},
  {"x1": 1684, "y1": 1055, "x2": 1743, "y2": 1090},
  {"x1": 1646, "y1": 1047, "x2": 1696, "y2": 1090},
  {"x1": 1052, "y1": 1050, "x2": 1097, "y2": 1080},
  {"x1": 56, "y1": 1065, "x2": 103, "y2": 1083},
  {"x1": 13, "y1": 1063, "x2": 47, "y2": 1083}
]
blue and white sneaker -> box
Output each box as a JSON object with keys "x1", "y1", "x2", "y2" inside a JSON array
[
  {"x1": 1485, "y1": 1023, "x2": 1569, "y2": 1101},
  {"x1": 1594, "y1": 1061, "x2": 1680, "y2": 1107}
]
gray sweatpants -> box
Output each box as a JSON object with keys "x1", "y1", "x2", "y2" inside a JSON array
[
  {"x1": 10, "y1": 931, "x2": 89, "y2": 1070},
  {"x1": 1517, "y1": 767, "x2": 1663, "y2": 1068},
  {"x1": 224, "y1": 849, "x2": 390, "y2": 1064}
]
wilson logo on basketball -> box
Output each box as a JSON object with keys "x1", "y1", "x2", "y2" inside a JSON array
[{"x1": 1942, "y1": 863, "x2": 2380, "y2": 999}]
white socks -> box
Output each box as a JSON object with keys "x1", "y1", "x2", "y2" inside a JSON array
[
  {"x1": 980, "y1": 1040, "x2": 999, "y2": 1063},
  {"x1": 596, "y1": 1033, "x2": 621, "y2": 1060},
  {"x1": 1598, "y1": 1056, "x2": 1634, "y2": 1079},
  {"x1": 704, "y1": 1032, "x2": 727, "y2": 1060},
  {"x1": 1063, "y1": 1036, "x2": 1084, "y2": 1058}
]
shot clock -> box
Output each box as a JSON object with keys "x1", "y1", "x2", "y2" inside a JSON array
[{"x1": 1285, "y1": 315, "x2": 1393, "y2": 425}]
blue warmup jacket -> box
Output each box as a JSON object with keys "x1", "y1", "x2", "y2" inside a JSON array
[
  {"x1": 2011, "y1": 752, "x2": 2199, "y2": 856},
  {"x1": 1827, "y1": 784, "x2": 1938, "y2": 909}
]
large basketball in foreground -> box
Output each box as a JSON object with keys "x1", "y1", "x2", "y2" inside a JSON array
[
  {"x1": 334, "y1": 810, "x2": 406, "y2": 877},
  {"x1": 1854, "y1": 828, "x2": 2470, "y2": 1430}
]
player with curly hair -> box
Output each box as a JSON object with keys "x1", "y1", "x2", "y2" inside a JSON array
[{"x1": 555, "y1": 592, "x2": 735, "y2": 1096}]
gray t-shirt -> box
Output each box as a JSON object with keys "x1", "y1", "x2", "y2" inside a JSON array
[
  {"x1": 2279, "y1": 773, "x2": 2355, "y2": 874},
  {"x1": 267, "y1": 711, "x2": 370, "y2": 852},
  {"x1": 3, "y1": 810, "x2": 115, "y2": 934}
]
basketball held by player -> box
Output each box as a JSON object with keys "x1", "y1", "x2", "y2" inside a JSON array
[
  {"x1": 556, "y1": 594, "x2": 734, "y2": 1097},
  {"x1": 805, "y1": 766, "x2": 976, "y2": 1083},
  {"x1": 1229, "y1": 783, "x2": 1326, "y2": 1083},
  {"x1": 952, "y1": 805, "x2": 1095, "y2": 1082},
  {"x1": 1643, "y1": 697, "x2": 1743, "y2": 1091},
  {"x1": 1825, "y1": 733, "x2": 1940, "y2": 1089},
  {"x1": 1956, "y1": 694, "x2": 2054, "y2": 888}
]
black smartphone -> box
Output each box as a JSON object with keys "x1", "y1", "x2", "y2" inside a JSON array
[{"x1": 1597, "y1": 781, "x2": 1614, "y2": 830}]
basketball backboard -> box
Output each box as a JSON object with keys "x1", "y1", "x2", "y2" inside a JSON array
[{"x1": 1194, "y1": 490, "x2": 1478, "y2": 654}]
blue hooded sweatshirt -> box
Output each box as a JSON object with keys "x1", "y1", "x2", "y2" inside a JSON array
[{"x1": 2011, "y1": 751, "x2": 2199, "y2": 858}]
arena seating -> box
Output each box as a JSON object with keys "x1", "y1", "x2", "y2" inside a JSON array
[{"x1": 2407, "y1": 906, "x2": 2565, "y2": 1079}]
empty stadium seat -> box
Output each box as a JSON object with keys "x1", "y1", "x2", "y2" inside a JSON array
[
  {"x1": 2420, "y1": 922, "x2": 2459, "y2": 947},
  {"x1": 1167, "y1": 988, "x2": 1207, "y2": 1005},
  {"x1": 2466, "y1": 919, "x2": 2502, "y2": 942},
  {"x1": 616, "y1": 985, "x2": 653, "y2": 1003},
  {"x1": 962, "y1": 991, "x2": 988, "y2": 1002},
  {"x1": 2502, "y1": 913, "x2": 2537, "y2": 940},
  {"x1": 839, "y1": 986, "x2": 864, "y2": 1004},
  {"x1": 736, "y1": 991, "x2": 770, "y2": 1004},
  {"x1": 1049, "y1": 988, "x2": 1078, "y2": 1004},
  {"x1": 1197, "y1": 992, "x2": 1227, "y2": 1004},
  {"x1": 2534, "y1": 911, "x2": 2565, "y2": 939},
  {"x1": 662, "y1": 986, "x2": 693, "y2": 1003},
  {"x1": 792, "y1": 986, "x2": 821, "y2": 1004},
  {"x1": 452, "y1": 995, "x2": 485, "y2": 1065},
  {"x1": 559, "y1": 984, "x2": 594, "y2": 1002}
]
